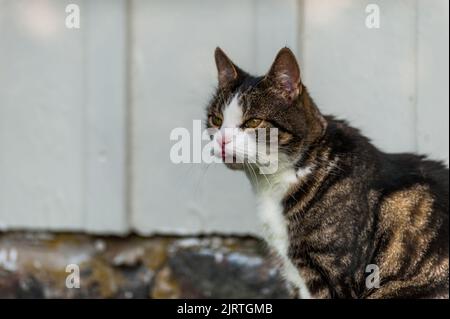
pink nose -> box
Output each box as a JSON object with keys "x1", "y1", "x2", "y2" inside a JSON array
[
  {"x1": 216, "y1": 132, "x2": 232, "y2": 147},
  {"x1": 216, "y1": 132, "x2": 232, "y2": 161}
]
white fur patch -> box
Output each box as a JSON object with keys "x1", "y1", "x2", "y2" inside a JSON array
[
  {"x1": 296, "y1": 165, "x2": 313, "y2": 179},
  {"x1": 256, "y1": 166, "x2": 313, "y2": 299},
  {"x1": 222, "y1": 94, "x2": 242, "y2": 128}
]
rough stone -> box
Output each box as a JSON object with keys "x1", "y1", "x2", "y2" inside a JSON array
[
  {"x1": 0, "y1": 232, "x2": 291, "y2": 299},
  {"x1": 165, "y1": 238, "x2": 290, "y2": 298}
]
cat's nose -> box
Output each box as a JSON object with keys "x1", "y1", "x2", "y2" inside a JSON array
[
  {"x1": 216, "y1": 132, "x2": 232, "y2": 161},
  {"x1": 216, "y1": 132, "x2": 232, "y2": 146}
]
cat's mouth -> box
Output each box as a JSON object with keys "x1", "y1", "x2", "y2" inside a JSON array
[
  {"x1": 219, "y1": 149, "x2": 243, "y2": 169},
  {"x1": 221, "y1": 143, "x2": 226, "y2": 161},
  {"x1": 222, "y1": 154, "x2": 243, "y2": 170},
  {"x1": 223, "y1": 162, "x2": 244, "y2": 170},
  {"x1": 222, "y1": 154, "x2": 237, "y2": 163},
  {"x1": 220, "y1": 144, "x2": 238, "y2": 165}
]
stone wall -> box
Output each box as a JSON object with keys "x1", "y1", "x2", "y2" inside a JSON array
[{"x1": 0, "y1": 232, "x2": 291, "y2": 299}]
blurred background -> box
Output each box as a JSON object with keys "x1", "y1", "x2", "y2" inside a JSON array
[{"x1": 0, "y1": 0, "x2": 448, "y2": 298}]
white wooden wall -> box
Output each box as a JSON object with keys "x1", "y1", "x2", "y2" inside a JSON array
[
  {"x1": 0, "y1": 0, "x2": 448, "y2": 234},
  {"x1": 0, "y1": 0, "x2": 127, "y2": 233}
]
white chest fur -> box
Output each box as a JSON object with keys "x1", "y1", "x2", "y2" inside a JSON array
[{"x1": 255, "y1": 167, "x2": 312, "y2": 299}]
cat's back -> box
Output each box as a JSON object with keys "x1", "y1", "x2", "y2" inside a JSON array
[
  {"x1": 369, "y1": 152, "x2": 449, "y2": 298},
  {"x1": 374, "y1": 152, "x2": 448, "y2": 213}
]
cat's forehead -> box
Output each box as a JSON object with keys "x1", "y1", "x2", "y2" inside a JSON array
[
  {"x1": 220, "y1": 89, "x2": 261, "y2": 119},
  {"x1": 212, "y1": 76, "x2": 270, "y2": 112},
  {"x1": 237, "y1": 79, "x2": 279, "y2": 117},
  {"x1": 221, "y1": 94, "x2": 243, "y2": 127}
]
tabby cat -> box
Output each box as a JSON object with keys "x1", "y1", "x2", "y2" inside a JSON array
[{"x1": 206, "y1": 47, "x2": 449, "y2": 298}]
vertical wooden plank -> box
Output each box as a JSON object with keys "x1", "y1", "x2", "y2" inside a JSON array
[
  {"x1": 83, "y1": 0, "x2": 128, "y2": 233},
  {"x1": 254, "y1": 0, "x2": 299, "y2": 73},
  {"x1": 130, "y1": 0, "x2": 299, "y2": 234},
  {"x1": 416, "y1": 0, "x2": 449, "y2": 164},
  {"x1": 130, "y1": 0, "x2": 255, "y2": 235},
  {"x1": 299, "y1": 0, "x2": 417, "y2": 154},
  {"x1": 0, "y1": 0, "x2": 128, "y2": 232},
  {"x1": 0, "y1": 0, "x2": 85, "y2": 230}
]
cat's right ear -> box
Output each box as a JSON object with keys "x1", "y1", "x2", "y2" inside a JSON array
[
  {"x1": 266, "y1": 47, "x2": 302, "y2": 101},
  {"x1": 214, "y1": 47, "x2": 240, "y2": 88}
]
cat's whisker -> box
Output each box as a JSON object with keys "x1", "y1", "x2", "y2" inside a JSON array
[
  {"x1": 191, "y1": 163, "x2": 213, "y2": 200},
  {"x1": 245, "y1": 162, "x2": 260, "y2": 191}
]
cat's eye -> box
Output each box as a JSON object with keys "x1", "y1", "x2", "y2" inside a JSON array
[
  {"x1": 210, "y1": 115, "x2": 223, "y2": 127},
  {"x1": 244, "y1": 118, "x2": 263, "y2": 128}
]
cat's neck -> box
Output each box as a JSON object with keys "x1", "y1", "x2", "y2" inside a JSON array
[{"x1": 245, "y1": 159, "x2": 315, "y2": 197}]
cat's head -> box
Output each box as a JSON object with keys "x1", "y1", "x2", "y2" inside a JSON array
[{"x1": 206, "y1": 47, "x2": 327, "y2": 174}]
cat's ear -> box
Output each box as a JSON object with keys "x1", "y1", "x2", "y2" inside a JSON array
[
  {"x1": 215, "y1": 47, "x2": 241, "y2": 88},
  {"x1": 267, "y1": 47, "x2": 302, "y2": 100}
]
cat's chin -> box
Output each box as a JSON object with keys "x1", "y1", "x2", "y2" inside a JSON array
[{"x1": 223, "y1": 162, "x2": 245, "y2": 170}]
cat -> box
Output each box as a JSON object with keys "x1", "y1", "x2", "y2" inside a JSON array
[{"x1": 205, "y1": 47, "x2": 449, "y2": 299}]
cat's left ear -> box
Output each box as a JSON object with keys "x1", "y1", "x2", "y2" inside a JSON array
[
  {"x1": 267, "y1": 47, "x2": 302, "y2": 100},
  {"x1": 215, "y1": 47, "x2": 242, "y2": 89}
]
